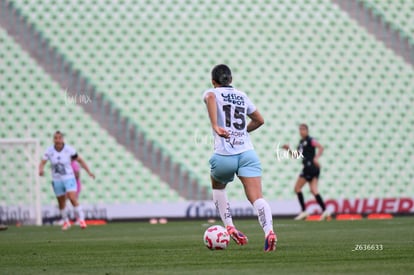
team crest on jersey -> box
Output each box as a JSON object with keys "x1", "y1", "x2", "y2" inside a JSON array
[
  {"x1": 221, "y1": 93, "x2": 245, "y2": 106},
  {"x1": 53, "y1": 163, "x2": 66, "y2": 175}
]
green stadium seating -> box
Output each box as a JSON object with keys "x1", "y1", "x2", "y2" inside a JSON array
[
  {"x1": 3, "y1": 0, "x2": 414, "y2": 201},
  {"x1": 359, "y1": 0, "x2": 414, "y2": 43},
  {"x1": 0, "y1": 28, "x2": 183, "y2": 205}
]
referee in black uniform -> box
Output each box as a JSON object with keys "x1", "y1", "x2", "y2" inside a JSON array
[{"x1": 283, "y1": 124, "x2": 330, "y2": 220}]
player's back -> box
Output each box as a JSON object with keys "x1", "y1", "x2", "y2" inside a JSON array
[
  {"x1": 298, "y1": 136, "x2": 316, "y2": 166},
  {"x1": 203, "y1": 86, "x2": 256, "y2": 155}
]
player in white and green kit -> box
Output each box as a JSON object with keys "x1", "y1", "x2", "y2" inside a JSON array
[
  {"x1": 39, "y1": 131, "x2": 95, "y2": 230},
  {"x1": 203, "y1": 64, "x2": 277, "y2": 252}
]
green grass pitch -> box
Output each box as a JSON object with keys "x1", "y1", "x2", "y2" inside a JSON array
[{"x1": 0, "y1": 217, "x2": 413, "y2": 274}]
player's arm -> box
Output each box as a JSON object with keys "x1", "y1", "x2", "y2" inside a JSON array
[
  {"x1": 281, "y1": 144, "x2": 295, "y2": 158},
  {"x1": 282, "y1": 144, "x2": 290, "y2": 151},
  {"x1": 246, "y1": 110, "x2": 264, "y2": 133},
  {"x1": 204, "y1": 92, "x2": 230, "y2": 138},
  {"x1": 281, "y1": 144, "x2": 300, "y2": 159},
  {"x1": 312, "y1": 139, "x2": 324, "y2": 167},
  {"x1": 38, "y1": 159, "x2": 47, "y2": 176},
  {"x1": 75, "y1": 155, "x2": 95, "y2": 179}
]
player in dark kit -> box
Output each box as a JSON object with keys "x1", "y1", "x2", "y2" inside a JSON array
[{"x1": 283, "y1": 124, "x2": 330, "y2": 220}]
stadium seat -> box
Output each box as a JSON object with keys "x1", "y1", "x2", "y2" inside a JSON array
[
  {"x1": 0, "y1": 28, "x2": 183, "y2": 205},
  {"x1": 359, "y1": 0, "x2": 414, "y2": 44},
  {"x1": 3, "y1": 0, "x2": 414, "y2": 202}
]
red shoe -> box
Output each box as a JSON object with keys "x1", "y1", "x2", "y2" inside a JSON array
[
  {"x1": 264, "y1": 231, "x2": 277, "y2": 252},
  {"x1": 62, "y1": 221, "x2": 71, "y2": 231},
  {"x1": 79, "y1": 220, "x2": 87, "y2": 229},
  {"x1": 226, "y1": 226, "x2": 248, "y2": 245}
]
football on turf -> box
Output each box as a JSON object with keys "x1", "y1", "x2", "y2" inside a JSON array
[{"x1": 203, "y1": 225, "x2": 230, "y2": 250}]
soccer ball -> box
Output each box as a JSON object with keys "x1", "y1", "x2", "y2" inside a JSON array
[{"x1": 203, "y1": 225, "x2": 230, "y2": 250}]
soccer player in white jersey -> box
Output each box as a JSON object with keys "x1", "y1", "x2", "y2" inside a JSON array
[
  {"x1": 39, "y1": 131, "x2": 95, "y2": 230},
  {"x1": 203, "y1": 64, "x2": 277, "y2": 252}
]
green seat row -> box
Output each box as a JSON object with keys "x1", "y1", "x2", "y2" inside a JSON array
[{"x1": 4, "y1": 0, "x2": 414, "y2": 200}]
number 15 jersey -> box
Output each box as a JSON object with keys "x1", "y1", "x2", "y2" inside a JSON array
[{"x1": 203, "y1": 86, "x2": 257, "y2": 155}]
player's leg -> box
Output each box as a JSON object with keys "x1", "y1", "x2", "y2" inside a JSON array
[
  {"x1": 211, "y1": 177, "x2": 233, "y2": 227},
  {"x1": 309, "y1": 177, "x2": 330, "y2": 220},
  {"x1": 294, "y1": 176, "x2": 308, "y2": 220},
  {"x1": 67, "y1": 191, "x2": 87, "y2": 228},
  {"x1": 53, "y1": 180, "x2": 71, "y2": 230},
  {"x1": 74, "y1": 178, "x2": 82, "y2": 224},
  {"x1": 65, "y1": 178, "x2": 87, "y2": 229},
  {"x1": 211, "y1": 178, "x2": 248, "y2": 245},
  {"x1": 76, "y1": 178, "x2": 81, "y2": 199},
  {"x1": 209, "y1": 154, "x2": 247, "y2": 245},
  {"x1": 239, "y1": 176, "x2": 276, "y2": 252},
  {"x1": 57, "y1": 195, "x2": 71, "y2": 230},
  {"x1": 238, "y1": 150, "x2": 276, "y2": 251}
]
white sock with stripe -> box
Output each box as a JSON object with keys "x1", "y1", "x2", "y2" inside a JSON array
[
  {"x1": 253, "y1": 198, "x2": 274, "y2": 236},
  {"x1": 60, "y1": 208, "x2": 69, "y2": 223},
  {"x1": 213, "y1": 189, "x2": 234, "y2": 227}
]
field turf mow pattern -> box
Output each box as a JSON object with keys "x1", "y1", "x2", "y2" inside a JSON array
[{"x1": 0, "y1": 218, "x2": 413, "y2": 274}]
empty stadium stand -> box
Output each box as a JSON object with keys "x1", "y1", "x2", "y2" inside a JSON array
[
  {"x1": 359, "y1": 0, "x2": 414, "y2": 44},
  {"x1": 1, "y1": 0, "x2": 413, "y2": 203},
  {"x1": 0, "y1": 27, "x2": 184, "y2": 205}
]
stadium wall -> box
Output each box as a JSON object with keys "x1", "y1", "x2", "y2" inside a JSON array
[{"x1": 1, "y1": 198, "x2": 414, "y2": 224}]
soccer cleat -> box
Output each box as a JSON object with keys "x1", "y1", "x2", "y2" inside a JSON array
[
  {"x1": 294, "y1": 211, "x2": 308, "y2": 220},
  {"x1": 62, "y1": 221, "x2": 71, "y2": 231},
  {"x1": 264, "y1": 231, "x2": 277, "y2": 252},
  {"x1": 226, "y1": 226, "x2": 248, "y2": 245},
  {"x1": 319, "y1": 210, "x2": 331, "y2": 221},
  {"x1": 79, "y1": 220, "x2": 87, "y2": 229}
]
